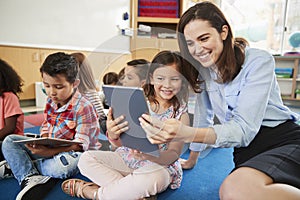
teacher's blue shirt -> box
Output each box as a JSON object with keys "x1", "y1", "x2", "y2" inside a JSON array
[{"x1": 194, "y1": 47, "x2": 299, "y2": 148}]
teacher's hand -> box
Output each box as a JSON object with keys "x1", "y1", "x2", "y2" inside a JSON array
[{"x1": 139, "y1": 114, "x2": 191, "y2": 144}]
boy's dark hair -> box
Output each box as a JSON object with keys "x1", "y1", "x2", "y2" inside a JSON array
[
  {"x1": 126, "y1": 59, "x2": 149, "y2": 66},
  {"x1": 40, "y1": 52, "x2": 78, "y2": 83},
  {"x1": 103, "y1": 72, "x2": 119, "y2": 85},
  {"x1": 0, "y1": 59, "x2": 23, "y2": 97},
  {"x1": 126, "y1": 59, "x2": 150, "y2": 81}
]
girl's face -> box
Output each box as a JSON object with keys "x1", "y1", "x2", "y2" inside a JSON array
[
  {"x1": 122, "y1": 65, "x2": 143, "y2": 87},
  {"x1": 184, "y1": 19, "x2": 228, "y2": 68},
  {"x1": 42, "y1": 73, "x2": 77, "y2": 107},
  {"x1": 151, "y1": 63, "x2": 182, "y2": 102}
]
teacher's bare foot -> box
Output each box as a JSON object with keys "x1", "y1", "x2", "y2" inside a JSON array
[{"x1": 179, "y1": 158, "x2": 197, "y2": 169}]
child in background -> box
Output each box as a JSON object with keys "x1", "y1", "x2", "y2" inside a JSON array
[
  {"x1": 0, "y1": 59, "x2": 24, "y2": 171},
  {"x1": 1, "y1": 52, "x2": 101, "y2": 200},
  {"x1": 100, "y1": 59, "x2": 150, "y2": 110},
  {"x1": 102, "y1": 72, "x2": 118, "y2": 86},
  {"x1": 121, "y1": 59, "x2": 149, "y2": 87},
  {"x1": 117, "y1": 67, "x2": 125, "y2": 85},
  {"x1": 61, "y1": 51, "x2": 190, "y2": 200},
  {"x1": 100, "y1": 71, "x2": 119, "y2": 109},
  {"x1": 71, "y1": 52, "x2": 107, "y2": 133}
]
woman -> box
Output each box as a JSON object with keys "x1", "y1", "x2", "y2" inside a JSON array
[{"x1": 139, "y1": 2, "x2": 300, "y2": 199}]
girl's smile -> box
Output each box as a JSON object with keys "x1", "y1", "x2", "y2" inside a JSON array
[{"x1": 151, "y1": 63, "x2": 182, "y2": 104}]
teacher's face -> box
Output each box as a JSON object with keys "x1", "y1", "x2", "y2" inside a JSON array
[{"x1": 184, "y1": 19, "x2": 228, "y2": 68}]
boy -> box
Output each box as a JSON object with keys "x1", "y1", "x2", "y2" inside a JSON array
[
  {"x1": 1, "y1": 52, "x2": 101, "y2": 200},
  {"x1": 121, "y1": 59, "x2": 150, "y2": 87}
]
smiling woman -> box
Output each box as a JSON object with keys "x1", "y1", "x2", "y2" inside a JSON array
[{"x1": 139, "y1": 2, "x2": 300, "y2": 200}]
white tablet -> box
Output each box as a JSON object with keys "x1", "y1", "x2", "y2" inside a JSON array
[{"x1": 102, "y1": 85, "x2": 160, "y2": 157}]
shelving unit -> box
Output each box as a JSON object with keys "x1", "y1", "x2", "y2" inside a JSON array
[
  {"x1": 274, "y1": 55, "x2": 300, "y2": 101},
  {"x1": 130, "y1": 0, "x2": 185, "y2": 60}
]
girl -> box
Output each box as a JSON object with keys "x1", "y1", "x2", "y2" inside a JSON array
[
  {"x1": 140, "y1": 2, "x2": 300, "y2": 200},
  {"x1": 71, "y1": 52, "x2": 107, "y2": 133},
  {"x1": 0, "y1": 59, "x2": 24, "y2": 162},
  {"x1": 61, "y1": 51, "x2": 190, "y2": 200}
]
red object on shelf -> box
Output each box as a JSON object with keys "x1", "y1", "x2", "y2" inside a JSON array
[{"x1": 138, "y1": 0, "x2": 179, "y2": 18}]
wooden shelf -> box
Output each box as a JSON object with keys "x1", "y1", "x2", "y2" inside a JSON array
[
  {"x1": 130, "y1": 0, "x2": 184, "y2": 59},
  {"x1": 22, "y1": 106, "x2": 44, "y2": 114},
  {"x1": 277, "y1": 78, "x2": 293, "y2": 81},
  {"x1": 282, "y1": 97, "x2": 298, "y2": 100},
  {"x1": 137, "y1": 17, "x2": 180, "y2": 24},
  {"x1": 274, "y1": 56, "x2": 300, "y2": 101},
  {"x1": 274, "y1": 55, "x2": 300, "y2": 60}
]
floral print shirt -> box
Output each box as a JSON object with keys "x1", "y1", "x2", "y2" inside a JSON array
[{"x1": 116, "y1": 103, "x2": 187, "y2": 189}]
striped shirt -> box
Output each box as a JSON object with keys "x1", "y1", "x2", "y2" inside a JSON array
[{"x1": 82, "y1": 90, "x2": 106, "y2": 121}]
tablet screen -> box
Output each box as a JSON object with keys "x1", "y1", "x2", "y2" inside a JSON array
[{"x1": 102, "y1": 85, "x2": 160, "y2": 157}]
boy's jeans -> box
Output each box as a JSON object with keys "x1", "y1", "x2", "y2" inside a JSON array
[{"x1": 2, "y1": 134, "x2": 81, "y2": 184}]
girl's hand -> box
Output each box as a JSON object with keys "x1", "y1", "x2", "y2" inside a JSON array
[
  {"x1": 106, "y1": 108, "x2": 129, "y2": 140},
  {"x1": 129, "y1": 149, "x2": 153, "y2": 161},
  {"x1": 139, "y1": 114, "x2": 192, "y2": 144}
]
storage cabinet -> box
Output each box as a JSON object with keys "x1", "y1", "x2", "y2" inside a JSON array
[
  {"x1": 274, "y1": 56, "x2": 300, "y2": 101},
  {"x1": 89, "y1": 52, "x2": 132, "y2": 81},
  {"x1": 131, "y1": 37, "x2": 179, "y2": 60},
  {"x1": 0, "y1": 46, "x2": 76, "y2": 100},
  {"x1": 0, "y1": 46, "x2": 43, "y2": 100},
  {"x1": 130, "y1": 0, "x2": 184, "y2": 59},
  {"x1": 0, "y1": 45, "x2": 131, "y2": 100}
]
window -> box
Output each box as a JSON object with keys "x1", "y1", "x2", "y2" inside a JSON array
[{"x1": 220, "y1": 0, "x2": 300, "y2": 55}]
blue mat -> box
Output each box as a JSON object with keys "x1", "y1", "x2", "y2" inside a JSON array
[
  {"x1": 158, "y1": 148, "x2": 234, "y2": 200},
  {"x1": 0, "y1": 127, "x2": 234, "y2": 199}
]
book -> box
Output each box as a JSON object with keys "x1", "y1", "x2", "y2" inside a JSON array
[{"x1": 14, "y1": 137, "x2": 82, "y2": 147}]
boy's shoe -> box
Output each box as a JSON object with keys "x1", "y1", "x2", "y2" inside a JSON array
[
  {"x1": 16, "y1": 175, "x2": 57, "y2": 200},
  {"x1": 0, "y1": 160, "x2": 13, "y2": 179}
]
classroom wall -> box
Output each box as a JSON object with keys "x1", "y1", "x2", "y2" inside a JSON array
[{"x1": 0, "y1": 0, "x2": 130, "y2": 53}]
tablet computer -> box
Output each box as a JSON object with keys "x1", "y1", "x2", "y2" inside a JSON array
[
  {"x1": 102, "y1": 85, "x2": 160, "y2": 157},
  {"x1": 14, "y1": 137, "x2": 82, "y2": 148}
]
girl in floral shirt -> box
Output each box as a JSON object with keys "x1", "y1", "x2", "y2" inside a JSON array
[{"x1": 62, "y1": 50, "x2": 190, "y2": 200}]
